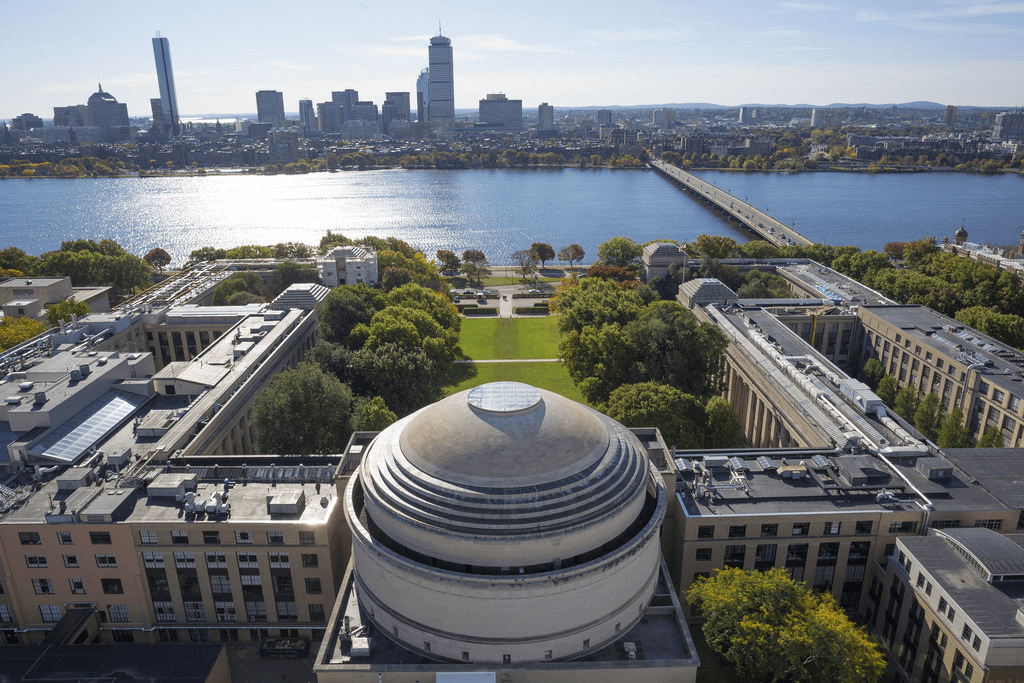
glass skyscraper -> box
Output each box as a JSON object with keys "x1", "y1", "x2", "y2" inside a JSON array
[
  {"x1": 427, "y1": 33, "x2": 454, "y2": 126},
  {"x1": 152, "y1": 35, "x2": 180, "y2": 136}
]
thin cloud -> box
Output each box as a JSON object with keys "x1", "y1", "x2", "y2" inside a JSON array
[
  {"x1": 458, "y1": 34, "x2": 563, "y2": 53},
  {"x1": 778, "y1": 1, "x2": 837, "y2": 10},
  {"x1": 857, "y1": 2, "x2": 1024, "y2": 21},
  {"x1": 883, "y1": 19, "x2": 1020, "y2": 33},
  {"x1": 583, "y1": 28, "x2": 685, "y2": 42},
  {"x1": 269, "y1": 61, "x2": 315, "y2": 71}
]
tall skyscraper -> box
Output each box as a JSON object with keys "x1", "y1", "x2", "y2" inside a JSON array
[
  {"x1": 256, "y1": 90, "x2": 286, "y2": 127},
  {"x1": 479, "y1": 93, "x2": 522, "y2": 128},
  {"x1": 299, "y1": 99, "x2": 316, "y2": 134},
  {"x1": 538, "y1": 103, "x2": 554, "y2": 131},
  {"x1": 152, "y1": 35, "x2": 181, "y2": 136},
  {"x1": 427, "y1": 32, "x2": 454, "y2": 126},
  {"x1": 416, "y1": 68, "x2": 430, "y2": 123}
]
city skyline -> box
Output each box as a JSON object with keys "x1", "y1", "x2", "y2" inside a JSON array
[{"x1": 2, "y1": 0, "x2": 1023, "y2": 121}]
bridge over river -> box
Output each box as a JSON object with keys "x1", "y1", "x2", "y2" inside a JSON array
[{"x1": 650, "y1": 160, "x2": 815, "y2": 248}]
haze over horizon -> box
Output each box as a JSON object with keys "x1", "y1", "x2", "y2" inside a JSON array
[{"x1": 3, "y1": 0, "x2": 1022, "y2": 121}]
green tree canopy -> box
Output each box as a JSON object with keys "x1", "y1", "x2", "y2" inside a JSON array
[
  {"x1": 690, "y1": 234, "x2": 739, "y2": 259},
  {"x1": 597, "y1": 236, "x2": 642, "y2": 268},
  {"x1": 46, "y1": 298, "x2": 89, "y2": 326},
  {"x1": 861, "y1": 358, "x2": 885, "y2": 389},
  {"x1": 977, "y1": 427, "x2": 1005, "y2": 448},
  {"x1": 688, "y1": 568, "x2": 885, "y2": 683},
  {"x1": 318, "y1": 284, "x2": 385, "y2": 346},
  {"x1": 937, "y1": 407, "x2": 971, "y2": 449},
  {"x1": 876, "y1": 375, "x2": 898, "y2": 406},
  {"x1": 270, "y1": 261, "x2": 320, "y2": 297},
  {"x1": 604, "y1": 382, "x2": 707, "y2": 449},
  {"x1": 0, "y1": 316, "x2": 48, "y2": 351},
  {"x1": 144, "y1": 247, "x2": 172, "y2": 272},
  {"x1": 212, "y1": 272, "x2": 264, "y2": 305},
  {"x1": 913, "y1": 393, "x2": 943, "y2": 440},
  {"x1": 435, "y1": 249, "x2": 461, "y2": 273},
  {"x1": 358, "y1": 396, "x2": 398, "y2": 431},
  {"x1": 252, "y1": 363, "x2": 357, "y2": 454},
  {"x1": 894, "y1": 384, "x2": 921, "y2": 420}
]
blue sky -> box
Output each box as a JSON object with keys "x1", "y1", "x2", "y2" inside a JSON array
[{"x1": 3, "y1": 0, "x2": 1022, "y2": 120}]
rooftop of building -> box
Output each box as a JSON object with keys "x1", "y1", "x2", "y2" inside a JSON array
[
  {"x1": 900, "y1": 529, "x2": 1024, "y2": 639},
  {"x1": 0, "y1": 643, "x2": 226, "y2": 683}
]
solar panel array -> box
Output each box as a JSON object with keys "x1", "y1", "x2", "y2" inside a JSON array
[{"x1": 34, "y1": 391, "x2": 147, "y2": 464}]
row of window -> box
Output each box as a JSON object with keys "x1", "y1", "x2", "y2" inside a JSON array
[
  {"x1": 19, "y1": 531, "x2": 112, "y2": 546},
  {"x1": 140, "y1": 529, "x2": 318, "y2": 546},
  {"x1": 32, "y1": 577, "x2": 122, "y2": 595},
  {"x1": 26, "y1": 553, "x2": 116, "y2": 569},
  {"x1": 150, "y1": 600, "x2": 325, "y2": 624},
  {"x1": 695, "y1": 520, "x2": 916, "y2": 539}
]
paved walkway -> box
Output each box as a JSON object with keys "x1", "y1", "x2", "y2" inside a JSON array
[{"x1": 455, "y1": 358, "x2": 560, "y2": 363}]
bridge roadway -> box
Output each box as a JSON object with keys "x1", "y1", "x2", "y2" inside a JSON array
[{"x1": 649, "y1": 160, "x2": 814, "y2": 248}]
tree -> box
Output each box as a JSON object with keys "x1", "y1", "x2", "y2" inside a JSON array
[
  {"x1": 861, "y1": 358, "x2": 885, "y2": 389},
  {"x1": 688, "y1": 568, "x2": 885, "y2": 683},
  {"x1": 530, "y1": 242, "x2": 555, "y2": 267},
  {"x1": 691, "y1": 234, "x2": 739, "y2": 259},
  {"x1": 977, "y1": 427, "x2": 1004, "y2": 448},
  {"x1": 386, "y1": 282, "x2": 460, "y2": 332},
  {"x1": 0, "y1": 316, "x2": 48, "y2": 351},
  {"x1": 317, "y1": 284, "x2": 385, "y2": 346},
  {"x1": 381, "y1": 266, "x2": 415, "y2": 292},
  {"x1": 558, "y1": 244, "x2": 586, "y2": 269},
  {"x1": 937, "y1": 407, "x2": 971, "y2": 449},
  {"x1": 586, "y1": 264, "x2": 632, "y2": 282},
  {"x1": 894, "y1": 384, "x2": 920, "y2": 420},
  {"x1": 876, "y1": 375, "x2": 898, "y2": 406},
  {"x1": 270, "y1": 260, "x2": 320, "y2": 297},
  {"x1": 462, "y1": 249, "x2": 487, "y2": 268},
  {"x1": 597, "y1": 236, "x2": 642, "y2": 268},
  {"x1": 46, "y1": 298, "x2": 89, "y2": 326},
  {"x1": 144, "y1": 247, "x2": 172, "y2": 273},
  {"x1": 703, "y1": 395, "x2": 746, "y2": 448},
  {"x1": 184, "y1": 246, "x2": 227, "y2": 268},
  {"x1": 913, "y1": 393, "x2": 943, "y2": 440},
  {"x1": 212, "y1": 272, "x2": 264, "y2": 305},
  {"x1": 511, "y1": 249, "x2": 538, "y2": 280},
  {"x1": 605, "y1": 383, "x2": 707, "y2": 449},
  {"x1": 252, "y1": 363, "x2": 357, "y2": 454},
  {"x1": 436, "y1": 249, "x2": 461, "y2": 274},
  {"x1": 358, "y1": 396, "x2": 397, "y2": 431}
]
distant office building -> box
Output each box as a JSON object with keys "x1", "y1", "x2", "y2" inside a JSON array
[
  {"x1": 416, "y1": 68, "x2": 430, "y2": 123},
  {"x1": 811, "y1": 108, "x2": 842, "y2": 129},
  {"x1": 994, "y1": 111, "x2": 1024, "y2": 141},
  {"x1": 152, "y1": 35, "x2": 181, "y2": 136},
  {"x1": 738, "y1": 106, "x2": 755, "y2": 123},
  {"x1": 317, "y1": 246, "x2": 378, "y2": 287},
  {"x1": 268, "y1": 129, "x2": 300, "y2": 163},
  {"x1": 11, "y1": 113, "x2": 42, "y2": 131},
  {"x1": 652, "y1": 109, "x2": 675, "y2": 128},
  {"x1": 478, "y1": 93, "x2": 522, "y2": 128},
  {"x1": 53, "y1": 85, "x2": 132, "y2": 142},
  {"x1": 596, "y1": 109, "x2": 612, "y2": 127},
  {"x1": 255, "y1": 90, "x2": 286, "y2": 127},
  {"x1": 428, "y1": 33, "x2": 454, "y2": 126},
  {"x1": 944, "y1": 104, "x2": 957, "y2": 128},
  {"x1": 149, "y1": 98, "x2": 166, "y2": 137},
  {"x1": 316, "y1": 102, "x2": 343, "y2": 133},
  {"x1": 331, "y1": 89, "x2": 359, "y2": 120},
  {"x1": 299, "y1": 99, "x2": 316, "y2": 134},
  {"x1": 538, "y1": 102, "x2": 554, "y2": 131},
  {"x1": 383, "y1": 92, "x2": 410, "y2": 134}
]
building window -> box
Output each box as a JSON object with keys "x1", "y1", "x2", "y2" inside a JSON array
[
  {"x1": 96, "y1": 555, "x2": 117, "y2": 568},
  {"x1": 993, "y1": 389, "x2": 1005, "y2": 404},
  {"x1": 938, "y1": 597, "x2": 948, "y2": 614},
  {"x1": 235, "y1": 531, "x2": 253, "y2": 545},
  {"x1": 57, "y1": 531, "x2": 74, "y2": 545},
  {"x1": 298, "y1": 531, "x2": 315, "y2": 545},
  {"x1": 39, "y1": 605, "x2": 61, "y2": 623},
  {"x1": 210, "y1": 573, "x2": 232, "y2": 595},
  {"x1": 139, "y1": 530, "x2": 158, "y2": 545},
  {"x1": 153, "y1": 602, "x2": 176, "y2": 622},
  {"x1": 0, "y1": 605, "x2": 12, "y2": 623},
  {"x1": 267, "y1": 531, "x2": 285, "y2": 545},
  {"x1": 19, "y1": 532, "x2": 41, "y2": 545},
  {"x1": 203, "y1": 531, "x2": 220, "y2": 545},
  {"x1": 823, "y1": 521, "x2": 840, "y2": 535},
  {"x1": 63, "y1": 554, "x2": 79, "y2": 568},
  {"x1": 962, "y1": 624, "x2": 973, "y2": 641},
  {"x1": 760, "y1": 523, "x2": 778, "y2": 537},
  {"x1": 301, "y1": 553, "x2": 319, "y2": 568},
  {"x1": 32, "y1": 578, "x2": 54, "y2": 595},
  {"x1": 206, "y1": 552, "x2": 228, "y2": 568},
  {"x1": 974, "y1": 519, "x2": 1004, "y2": 530},
  {"x1": 276, "y1": 601, "x2": 298, "y2": 622},
  {"x1": 305, "y1": 578, "x2": 322, "y2": 594},
  {"x1": 174, "y1": 552, "x2": 196, "y2": 568},
  {"x1": 69, "y1": 578, "x2": 87, "y2": 594},
  {"x1": 25, "y1": 555, "x2": 47, "y2": 568},
  {"x1": 695, "y1": 548, "x2": 713, "y2": 562},
  {"x1": 724, "y1": 545, "x2": 745, "y2": 568},
  {"x1": 89, "y1": 532, "x2": 112, "y2": 545},
  {"x1": 143, "y1": 552, "x2": 165, "y2": 568},
  {"x1": 697, "y1": 525, "x2": 714, "y2": 539},
  {"x1": 889, "y1": 521, "x2": 918, "y2": 533},
  {"x1": 309, "y1": 604, "x2": 325, "y2": 622},
  {"x1": 184, "y1": 602, "x2": 206, "y2": 622},
  {"x1": 215, "y1": 602, "x2": 237, "y2": 622},
  {"x1": 916, "y1": 573, "x2": 925, "y2": 588},
  {"x1": 979, "y1": 381, "x2": 990, "y2": 395},
  {"x1": 854, "y1": 520, "x2": 873, "y2": 534},
  {"x1": 972, "y1": 636, "x2": 981, "y2": 651},
  {"x1": 171, "y1": 530, "x2": 189, "y2": 545},
  {"x1": 237, "y1": 553, "x2": 259, "y2": 569},
  {"x1": 102, "y1": 578, "x2": 124, "y2": 594},
  {"x1": 269, "y1": 553, "x2": 290, "y2": 568},
  {"x1": 792, "y1": 522, "x2": 809, "y2": 536},
  {"x1": 729, "y1": 524, "x2": 746, "y2": 538},
  {"x1": 948, "y1": 607, "x2": 957, "y2": 621}
]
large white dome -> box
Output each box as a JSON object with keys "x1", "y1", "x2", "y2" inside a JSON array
[{"x1": 345, "y1": 382, "x2": 667, "y2": 664}]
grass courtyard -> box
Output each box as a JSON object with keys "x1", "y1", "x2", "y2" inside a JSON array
[{"x1": 447, "y1": 316, "x2": 591, "y2": 406}]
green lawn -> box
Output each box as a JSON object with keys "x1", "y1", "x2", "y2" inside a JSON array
[
  {"x1": 458, "y1": 316, "x2": 561, "y2": 360},
  {"x1": 448, "y1": 316, "x2": 591, "y2": 406}
]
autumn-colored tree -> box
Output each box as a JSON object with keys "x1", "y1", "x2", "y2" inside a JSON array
[{"x1": 558, "y1": 243, "x2": 586, "y2": 269}]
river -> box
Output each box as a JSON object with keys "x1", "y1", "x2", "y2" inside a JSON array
[{"x1": 1, "y1": 168, "x2": 1021, "y2": 266}]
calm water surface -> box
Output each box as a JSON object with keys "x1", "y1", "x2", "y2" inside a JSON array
[{"x1": 1, "y1": 168, "x2": 1021, "y2": 266}]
